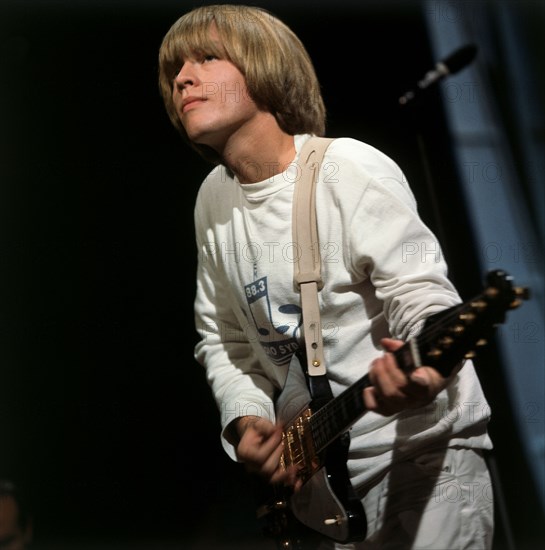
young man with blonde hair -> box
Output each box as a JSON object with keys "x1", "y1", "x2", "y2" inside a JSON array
[{"x1": 158, "y1": 5, "x2": 494, "y2": 548}]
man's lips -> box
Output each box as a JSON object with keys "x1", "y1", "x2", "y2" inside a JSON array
[{"x1": 182, "y1": 97, "x2": 206, "y2": 113}]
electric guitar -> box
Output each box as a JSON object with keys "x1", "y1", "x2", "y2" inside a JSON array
[{"x1": 257, "y1": 269, "x2": 529, "y2": 547}]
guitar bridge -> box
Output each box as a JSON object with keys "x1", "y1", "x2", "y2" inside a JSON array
[{"x1": 281, "y1": 408, "x2": 321, "y2": 484}]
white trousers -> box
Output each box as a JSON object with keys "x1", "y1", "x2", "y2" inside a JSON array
[{"x1": 317, "y1": 447, "x2": 494, "y2": 550}]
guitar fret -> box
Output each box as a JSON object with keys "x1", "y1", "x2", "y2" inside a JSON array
[{"x1": 310, "y1": 376, "x2": 370, "y2": 453}]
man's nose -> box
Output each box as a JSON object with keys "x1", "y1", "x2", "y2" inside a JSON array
[{"x1": 174, "y1": 61, "x2": 199, "y2": 89}]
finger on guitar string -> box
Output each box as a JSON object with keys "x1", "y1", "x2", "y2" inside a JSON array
[
  {"x1": 364, "y1": 338, "x2": 449, "y2": 415},
  {"x1": 365, "y1": 349, "x2": 409, "y2": 415}
]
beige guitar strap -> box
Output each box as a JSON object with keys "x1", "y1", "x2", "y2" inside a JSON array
[{"x1": 292, "y1": 136, "x2": 335, "y2": 378}]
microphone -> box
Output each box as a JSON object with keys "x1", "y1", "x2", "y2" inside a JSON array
[{"x1": 398, "y1": 44, "x2": 477, "y2": 105}]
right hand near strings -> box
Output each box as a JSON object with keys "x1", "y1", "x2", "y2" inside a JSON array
[{"x1": 232, "y1": 415, "x2": 302, "y2": 491}]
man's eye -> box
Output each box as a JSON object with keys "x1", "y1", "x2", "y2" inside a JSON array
[{"x1": 203, "y1": 54, "x2": 217, "y2": 62}]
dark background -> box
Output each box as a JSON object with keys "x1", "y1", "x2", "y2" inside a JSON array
[{"x1": 0, "y1": 1, "x2": 543, "y2": 548}]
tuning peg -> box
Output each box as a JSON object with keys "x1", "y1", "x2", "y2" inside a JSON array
[
  {"x1": 470, "y1": 300, "x2": 487, "y2": 311},
  {"x1": 476, "y1": 338, "x2": 487, "y2": 347},
  {"x1": 439, "y1": 336, "x2": 454, "y2": 347},
  {"x1": 459, "y1": 312, "x2": 476, "y2": 322},
  {"x1": 464, "y1": 350, "x2": 476, "y2": 359},
  {"x1": 485, "y1": 287, "x2": 500, "y2": 298},
  {"x1": 427, "y1": 348, "x2": 443, "y2": 358},
  {"x1": 514, "y1": 286, "x2": 530, "y2": 300},
  {"x1": 509, "y1": 286, "x2": 530, "y2": 309}
]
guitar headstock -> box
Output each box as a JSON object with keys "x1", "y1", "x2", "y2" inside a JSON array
[{"x1": 409, "y1": 269, "x2": 530, "y2": 377}]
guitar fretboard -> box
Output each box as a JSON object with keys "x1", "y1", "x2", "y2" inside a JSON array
[{"x1": 309, "y1": 375, "x2": 371, "y2": 453}]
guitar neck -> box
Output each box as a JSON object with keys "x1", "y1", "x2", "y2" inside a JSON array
[
  {"x1": 308, "y1": 374, "x2": 368, "y2": 454},
  {"x1": 307, "y1": 276, "x2": 528, "y2": 454},
  {"x1": 308, "y1": 342, "x2": 420, "y2": 453}
]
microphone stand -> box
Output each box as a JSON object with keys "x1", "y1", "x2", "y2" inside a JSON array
[
  {"x1": 398, "y1": 94, "x2": 452, "y2": 266},
  {"x1": 396, "y1": 43, "x2": 478, "y2": 268}
]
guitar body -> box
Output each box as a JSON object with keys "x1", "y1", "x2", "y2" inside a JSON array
[
  {"x1": 290, "y1": 435, "x2": 366, "y2": 542},
  {"x1": 274, "y1": 355, "x2": 367, "y2": 543},
  {"x1": 258, "y1": 269, "x2": 529, "y2": 547}
]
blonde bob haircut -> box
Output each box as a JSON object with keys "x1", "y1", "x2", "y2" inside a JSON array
[{"x1": 158, "y1": 4, "x2": 326, "y2": 165}]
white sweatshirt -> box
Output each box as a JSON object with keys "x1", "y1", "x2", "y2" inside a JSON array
[{"x1": 193, "y1": 134, "x2": 492, "y2": 489}]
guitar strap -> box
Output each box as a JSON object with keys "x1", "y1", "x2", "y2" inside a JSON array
[{"x1": 292, "y1": 136, "x2": 335, "y2": 389}]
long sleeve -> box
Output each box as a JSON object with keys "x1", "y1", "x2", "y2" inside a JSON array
[{"x1": 193, "y1": 175, "x2": 279, "y2": 460}]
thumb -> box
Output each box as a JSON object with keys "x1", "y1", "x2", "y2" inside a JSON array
[{"x1": 380, "y1": 337, "x2": 404, "y2": 352}]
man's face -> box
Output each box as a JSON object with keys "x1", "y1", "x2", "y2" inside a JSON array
[
  {"x1": 172, "y1": 55, "x2": 261, "y2": 151},
  {"x1": 0, "y1": 496, "x2": 31, "y2": 550},
  {"x1": 171, "y1": 37, "x2": 262, "y2": 152}
]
